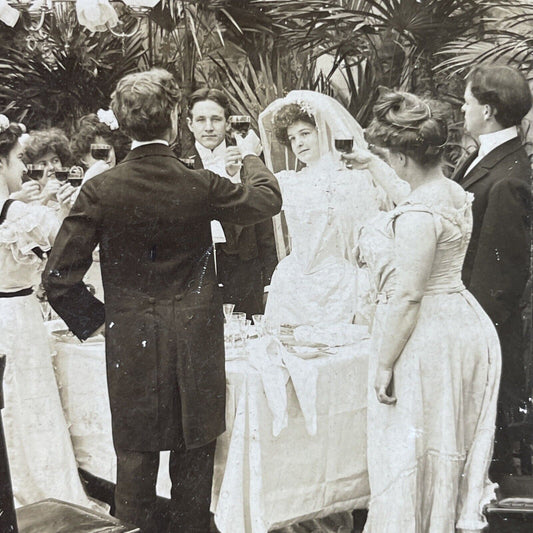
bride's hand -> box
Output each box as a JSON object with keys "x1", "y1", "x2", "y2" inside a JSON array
[{"x1": 374, "y1": 364, "x2": 397, "y2": 405}]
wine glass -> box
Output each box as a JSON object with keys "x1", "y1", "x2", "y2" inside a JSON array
[
  {"x1": 25, "y1": 164, "x2": 45, "y2": 182},
  {"x1": 55, "y1": 167, "x2": 71, "y2": 183},
  {"x1": 68, "y1": 166, "x2": 84, "y2": 187},
  {"x1": 334, "y1": 137, "x2": 354, "y2": 169},
  {"x1": 90, "y1": 143, "x2": 112, "y2": 161},
  {"x1": 223, "y1": 303, "x2": 235, "y2": 324},
  {"x1": 228, "y1": 115, "x2": 251, "y2": 137},
  {"x1": 252, "y1": 314, "x2": 265, "y2": 337}
]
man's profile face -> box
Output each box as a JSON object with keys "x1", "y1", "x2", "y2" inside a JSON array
[
  {"x1": 461, "y1": 83, "x2": 487, "y2": 137},
  {"x1": 187, "y1": 99, "x2": 228, "y2": 150}
]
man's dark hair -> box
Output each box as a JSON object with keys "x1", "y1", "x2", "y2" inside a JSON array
[
  {"x1": 111, "y1": 68, "x2": 181, "y2": 141},
  {"x1": 467, "y1": 65, "x2": 532, "y2": 128},
  {"x1": 187, "y1": 88, "x2": 231, "y2": 119}
]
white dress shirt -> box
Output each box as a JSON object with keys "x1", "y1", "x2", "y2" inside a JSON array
[
  {"x1": 195, "y1": 140, "x2": 242, "y2": 244},
  {"x1": 465, "y1": 126, "x2": 518, "y2": 176}
]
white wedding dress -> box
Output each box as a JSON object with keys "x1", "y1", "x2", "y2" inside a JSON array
[
  {"x1": 259, "y1": 91, "x2": 408, "y2": 533},
  {"x1": 264, "y1": 152, "x2": 388, "y2": 327}
]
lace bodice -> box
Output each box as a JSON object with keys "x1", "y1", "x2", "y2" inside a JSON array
[
  {"x1": 0, "y1": 201, "x2": 59, "y2": 291},
  {"x1": 357, "y1": 191, "x2": 474, "y2": 303},
  {"x1": 277, "y1": 153, "x2": 388, "y2": 273}
]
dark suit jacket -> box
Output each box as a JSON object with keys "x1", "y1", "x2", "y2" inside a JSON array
[
  {"x1": 43, "y1": 144, "x2": 282, "y2": 451},
  {"x1": 185, "y1": 146, "x2": 278, "y2": 287},
  {"x1": 452, "y1": 137, "x2": 531, "y2": 329}
]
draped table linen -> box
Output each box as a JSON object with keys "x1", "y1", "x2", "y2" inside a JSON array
[{"x1": 46, "y1": 321, "x2": 370, "y2": 532}]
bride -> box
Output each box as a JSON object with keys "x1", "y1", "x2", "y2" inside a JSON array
[{"x1": 259, "y1": 90, "x2": 408, "y2": 329}]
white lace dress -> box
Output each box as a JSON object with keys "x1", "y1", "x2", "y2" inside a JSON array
[
  {"x1": 357, "y1": 193, "x2": 501, "y2": 532},
  {"x1": 0, "y1": 200, "x2": 93, "y2": 507},
  {"x1": 264, "y1": 153, "x2": 388, "y2": 327}
]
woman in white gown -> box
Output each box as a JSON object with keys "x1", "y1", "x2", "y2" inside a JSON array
[
  {"x1": 258, "y1": 92, "x2": 408, "y2": 533},
  {"x1": 355, "y1": 91, "x2": 500, "y2": 533},
  {"x1": 0, "y1": 116, "x2": 94, "y2": 507},
  {"x1": 259, "y1": 91, "x2": 408, "y2": 329}
]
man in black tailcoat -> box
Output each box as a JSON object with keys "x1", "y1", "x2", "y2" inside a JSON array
[
  {"x1": 452, "y1": 65, "x2": 532, "y2": 474},
  {"x1": 42, "y1": 68, "x2": 282, "y2": 532},
  {"x1": 183, "y1": 88, "x2": 278, "y2": 318}
]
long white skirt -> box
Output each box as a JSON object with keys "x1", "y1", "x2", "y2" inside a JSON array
[{"x1": 0, "y1": 294, "x2": 93, "y2": 507}]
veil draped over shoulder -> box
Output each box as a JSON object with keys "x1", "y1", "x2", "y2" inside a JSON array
[
  {"x1": 258, "y1": 90, "x2": 367, "y2": 174},
  {"x1": 258, "y1": 90, "x2": 368, "y2": 259}
]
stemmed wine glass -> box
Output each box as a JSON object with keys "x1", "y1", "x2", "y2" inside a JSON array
[
  {"x1": 228, "y1": 115, "x2": 251, "y2": 137},
  {"x1": 334, "y1": 137, "x2": 354, "y2": 169},
  {"x1": 25, "y1": 164, "x2": 45, "y2": 182},
  {"x1": 223, "y1": 303, "x2": 235, "y2": 324},
  {"x1": 54, "y1": 167, "x2": 71, "y2": 183},
  {"x1": 68, "y1": 166, "x2": 84, "y2": 187},
  {"x1": 90, "y1": 143, "x2": 112, "y2": 161}
]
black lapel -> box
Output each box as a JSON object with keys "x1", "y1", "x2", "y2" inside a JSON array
[
  {"x1": 461, "y1": 137, "x2": 525, "y2": 190},
  {"x1": 451, "y1": 150, "x2": 478, "y2": 183}
]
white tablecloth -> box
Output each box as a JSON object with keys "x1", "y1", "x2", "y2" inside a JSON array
[{"x1": 46, "y1": 322, "x2": 370, "y2": 532}]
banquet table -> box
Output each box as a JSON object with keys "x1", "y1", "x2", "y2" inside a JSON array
[{"x1": 46, "y1": 322, "x2": 370, "y2": 533}]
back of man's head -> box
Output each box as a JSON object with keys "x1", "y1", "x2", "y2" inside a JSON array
[
  {"x1": 467, "y1": 65, "x2": 532, "y2": 129},
  {"x1": 111, "y1": 69, "x2": 181, "y2": 141}
]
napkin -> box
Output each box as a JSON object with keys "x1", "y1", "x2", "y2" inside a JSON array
[
  {"x1": 248, "y1": 336, "x2": 289, "y2": 436},
  {"x1": 248, "y1": 336, "x2": 318, "y2": 436}
]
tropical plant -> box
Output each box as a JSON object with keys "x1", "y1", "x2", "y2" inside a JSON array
[
  {"x1": 0, "y1": 4, "x2": 146, "y2": 131},
  {"x1": 437, "y1": 1, "x2": 533, "y2": 81}
]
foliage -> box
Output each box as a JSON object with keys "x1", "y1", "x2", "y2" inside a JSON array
[
  {"x1": 0, "y1": 5, "x2": 146, "y2": 131},
  {"x1": 437, "y1": 1, "x2": 533, "y2": 81}
]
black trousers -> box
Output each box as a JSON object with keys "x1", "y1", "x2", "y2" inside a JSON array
[
  {"x1": 216, "y1": 250, "x2": 264, "y2": 319},
  {"x1": 114, "y1": 440, "x2": 216, "y2": 533}
]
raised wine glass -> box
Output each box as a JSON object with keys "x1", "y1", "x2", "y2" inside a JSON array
[
  {"x1": 228, "y1": 115, "x2": 251, "y2": 136},
  {"x1": 90, "y1": 143, "x2": 112, "y2": 161},
  {"x1": 68, "y1": 166, "x2": 84, "y2": 187},
  {"x1": 334, "y1": 137, "x2": 354, "y2": 169},
  {"x1": 25, "y1": 164, "x2": 45, "y2": 182},
  {"x1": 55, "y1": 167, "x2": 71, "y2": 183}
]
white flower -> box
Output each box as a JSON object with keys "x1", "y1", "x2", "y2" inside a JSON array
[
  {"x1": 0, "y1": 114, "x2": 10, "y2": 133},
  {"x1": 97, "y1": 108, "x2": 119, "y2": 131}
]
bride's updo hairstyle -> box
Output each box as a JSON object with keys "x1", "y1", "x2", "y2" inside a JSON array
[
  {"x1": 272, "y1": 103, "x2": 317, "y2": 147},
  {"x1": 366, "y1": 91, "x2": 447, "y2": 167},
  {"x1": 0, "y1": 120, "x2": 24, "y2": 159}
]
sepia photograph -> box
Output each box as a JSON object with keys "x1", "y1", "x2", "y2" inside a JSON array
[{"x1": 0, "y1": 1, "x2": 531, "y2": 532}]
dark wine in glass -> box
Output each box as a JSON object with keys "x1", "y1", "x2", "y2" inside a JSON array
[
  {"x1": 55, "y1": 168, "x2": 70, "y2": 182},
  {"x1": 68, "y1": 166, "x2": 84, "y2": 187},
  {"x1": 334, "y1": 138, "x2": 354, "y2": 154},
  {"x1": 25, "y1": 164, "x2": 45, "y2": 181},
  {"x1": 229, "y1": 115, "x2": 251, "y2": 136},
  {"x1": 68, "y1": 177, "x2": 83, "y2": 187},
  {"x1": 90, "y1": 143, "x2": 112, "y2": 161}
]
